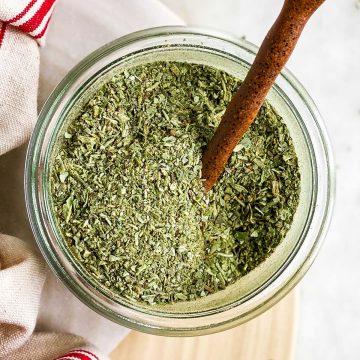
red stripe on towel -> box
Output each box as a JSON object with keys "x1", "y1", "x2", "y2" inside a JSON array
[
  {"x1": 7, "y1": 0, "x2": 38, "y2": 24},
  {"x1": 54, "y1": 349, "x2": 100, "y2": 360},
  {"x1": 0, "y1": 22, "x2": 7, "y2": 47},
  {"x1": 33, "y1": 15, "x2": 51, "y2": 39},
  {"x1": 17, "y1": 0, "x2": 55, "y2": 33}
]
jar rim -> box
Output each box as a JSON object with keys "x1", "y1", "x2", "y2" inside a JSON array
[{"x1": 25, "y1": 26, "x2": 335, "y2": 335}]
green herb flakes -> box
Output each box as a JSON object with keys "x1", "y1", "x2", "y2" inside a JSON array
[{"x1": 50, "y1": 61, "x2": 300, "y2": 305}]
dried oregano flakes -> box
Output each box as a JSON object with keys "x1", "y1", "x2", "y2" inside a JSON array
[{"x1": 49, "y1": 61, "x2": 300, "y2": 305}]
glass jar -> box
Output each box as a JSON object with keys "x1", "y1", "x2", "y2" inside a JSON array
[{"x1": 25, "y1": 26, "x2": 334, "y2": 335}]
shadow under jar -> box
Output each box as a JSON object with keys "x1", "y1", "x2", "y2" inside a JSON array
[{"x1": 25, "y1": 26, "x2": 334, "y2": 335}]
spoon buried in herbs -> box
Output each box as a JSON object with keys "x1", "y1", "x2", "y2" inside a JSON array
[{"x1": 202, "y1": 0, "x2": 326, "y2": 192}]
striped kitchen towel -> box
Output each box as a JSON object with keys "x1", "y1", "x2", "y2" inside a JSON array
[
  {"x1": 55, "y1": 349, "x2": 104, "y2": 360},
  {"x1": 0, "y1": 0, "x2": 57, "y2": 46},
  {"x1": 0, "y1": 235, "x2": 109, "y2": 360},
  {"x1": 0, "y1": 0, "x2": 56, "y2": 156}
]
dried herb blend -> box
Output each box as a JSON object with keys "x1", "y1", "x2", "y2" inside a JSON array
[{"x1": 50, "y1": 61, "x2": 300, "y2": 304}]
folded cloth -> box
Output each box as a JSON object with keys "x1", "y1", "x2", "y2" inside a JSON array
[
  {"x1": 0, "y1": 0, "x2": 59, "y2": 156},
  {"x1": 0, "y1": 235, "x2": 108, "y2": 360},
  {"x1": 0, "y1": 27, "x2": 38, "y2": 155},
  {"x1": 0, "y1": 235, "x2": 46, "y2": 357}
]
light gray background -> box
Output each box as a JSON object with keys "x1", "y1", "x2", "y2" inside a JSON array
[{"x1": 160, "y1": 0, "x2": 360, "y2": 359}]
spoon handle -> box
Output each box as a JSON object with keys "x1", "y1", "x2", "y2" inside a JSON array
[{"x1": 202, "y1": 0, "x2": 325, "y2": 192}]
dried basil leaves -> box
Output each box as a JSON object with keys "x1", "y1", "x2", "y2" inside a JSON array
[{"x1": 50, "y1": 62, "x2": 300, "y2": 304}]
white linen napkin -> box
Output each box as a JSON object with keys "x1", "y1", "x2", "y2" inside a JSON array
[{"x1": 0, "y1": 235, "x2": 108, "y2": 360}]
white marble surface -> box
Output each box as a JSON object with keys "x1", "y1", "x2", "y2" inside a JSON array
[{"x1": 160, "y1": 0, "x2": 360, "y2": 358}]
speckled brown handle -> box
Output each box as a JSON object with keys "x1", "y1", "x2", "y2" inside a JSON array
[{"x1": 202, "y1": 0, "x2": 326, "y2": 192}]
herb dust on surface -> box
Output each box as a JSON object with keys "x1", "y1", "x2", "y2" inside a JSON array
[{"x1": 50, "y1": 61, "x2": 300, "y2": 305}]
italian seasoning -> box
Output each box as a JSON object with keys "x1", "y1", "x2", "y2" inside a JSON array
[{"x1": 50, "y1": 62, "x2": 300, "y2": 304}]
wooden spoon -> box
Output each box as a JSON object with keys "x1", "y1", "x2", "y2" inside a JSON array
[{"x1": 202, "y1": 0, "x2": 326, "y2": 192}]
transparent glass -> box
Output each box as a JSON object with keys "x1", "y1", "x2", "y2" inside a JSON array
[{"x1": 25, "y1": 26, "x2": 334, "y2": 335}]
